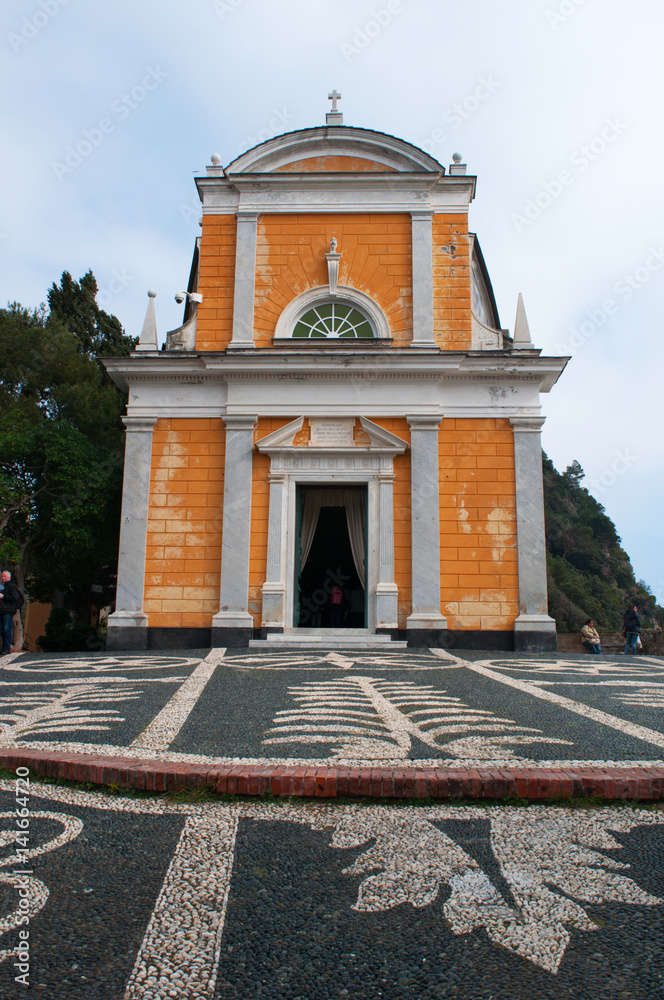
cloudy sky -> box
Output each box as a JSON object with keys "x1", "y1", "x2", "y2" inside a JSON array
[{"x1": 2, "y1": 0, "x2": 662, "y2": 598}]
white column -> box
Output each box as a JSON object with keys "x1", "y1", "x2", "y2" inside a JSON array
[
  {"x1": 410, "y1": 211, "x2": 436, "y2": 348},
  {"x1": 212, "y1": 415, "x2": 258, "y2": 633},
  {"x1": 406, "y1": 415, "x2": 447, "y2": 630},
  {"x1": 261, "y1": 472, "x2": 288, "y2": 628},
  {"x1": 375, "y1": 469, "x2": 399, "y2": 629},
  {"x1": 228, "y1": 212, "x2": 258, "y2": 349},
  {"x1": 510, "y1": 416, "x2": 556, "y2": 649},
  {"x1": 106, "y1": 416, "x2": 156, "y2": 648}
]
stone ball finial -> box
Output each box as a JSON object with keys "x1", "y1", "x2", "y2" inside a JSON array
[
  {"x1": 210, "y1": 153, "x2": 222, "y2": 165},
  {"x1": 452, "y1": 152, "x2": 463, "y2": 164},
  {"x1": 147, "y1": 289, "x2": 157, "y2": 298}
]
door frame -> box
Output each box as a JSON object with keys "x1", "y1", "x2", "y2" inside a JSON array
[
  {"x1": 256, "y1": 416, "x2": 408, "y2": 633},
  {"x1": 293, "y1": 483, "x2": 369, "y2": 629}
]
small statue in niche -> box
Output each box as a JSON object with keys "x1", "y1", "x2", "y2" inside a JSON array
[{"x1": 329, "y1": 237, "x2": 337, "y2": 252}]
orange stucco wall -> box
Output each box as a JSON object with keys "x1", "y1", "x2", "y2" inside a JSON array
[
  {"x1": 439, "y1": 418, "x2": 518, "y2": 630},
  {"x1": 194, "y1": 211, "x2": 475, "y2": 352},
  {"x1": 143, "y1": 418, "x2": 225, "y2": 629},
  {"x1": 254, "y1": 213, "x2": 413, "y2": 348},
  {"x1": 274, "y1": 156, "x2": 397, "y2": 173},
  {"x1": 195, "y1": 215, "x2": 237, "y2": 352},
  {"x1": 433, "y1": 214, "x2": 472, "y2": 350},
  {"x1": 142, "y1": 417, "x2": 517, "y2": 633}
]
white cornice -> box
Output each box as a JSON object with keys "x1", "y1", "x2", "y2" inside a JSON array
[
  {"x1": 195, "y1": 173, "x2": 476, "y2": 215},
  {"x1": 103, "y1": 352, "x2": 568, "y2": 384}
]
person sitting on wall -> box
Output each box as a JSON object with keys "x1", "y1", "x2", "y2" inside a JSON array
[{"x1": 580, "y1": 619, "x2": 602, "y2": 654}]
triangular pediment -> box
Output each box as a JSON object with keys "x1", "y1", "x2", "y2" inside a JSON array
[
  {"x1": 255, "y1": 416, "x2": 407, "y2": 454},
  {"x1": 358, "y1": 417, "x2": 408, "y2": 451},
  {"x1": 255, "y1": 417, "x2": 305, "y2": 450}
]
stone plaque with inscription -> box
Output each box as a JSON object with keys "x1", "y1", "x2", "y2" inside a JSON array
[{"x1": 309, "y1": 418, "x2": 355, "y2": 447}]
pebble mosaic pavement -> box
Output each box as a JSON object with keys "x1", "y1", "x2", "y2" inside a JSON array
[
  {"x1": 0, "y1": 647, "x2": 663, "y2": 997},
  {"x1": 2, "y1": 647, "x2": 664, "y2": 767}
]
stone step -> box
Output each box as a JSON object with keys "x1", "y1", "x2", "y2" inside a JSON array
[
  {"x1": 249, "y1": 631, "x2": 406, "y2": 650},
  {"x1": 248, "y1": 640, "x2": 409, "y2": 650}
]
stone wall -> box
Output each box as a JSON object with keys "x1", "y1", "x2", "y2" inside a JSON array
[{"x1": 557, "y1": 629, "x2": 664, "y2": 655}]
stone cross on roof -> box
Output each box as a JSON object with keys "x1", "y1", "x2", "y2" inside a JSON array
[{"x1": 326, "y1": 89, "x2": 343, "y2": 125}]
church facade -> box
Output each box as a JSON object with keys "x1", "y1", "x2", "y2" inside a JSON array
[{"x1": 104, "y1": 101, "x2": 567, "y2": 652}]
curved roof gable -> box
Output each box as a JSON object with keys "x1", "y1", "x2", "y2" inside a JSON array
[{"x1": 225, "y1": 127, "x2": 445, "y2": 175}]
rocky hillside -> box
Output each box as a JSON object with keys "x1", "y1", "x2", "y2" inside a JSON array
[{"x1": 543, "y1": 456, "x2": 663, "y2": 633}]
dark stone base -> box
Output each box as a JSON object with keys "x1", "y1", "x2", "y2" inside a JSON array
[
  {"x1": 106, "y1": 627, "x2": 149, "y2": 651},
  {"x1": 514, "y1": 630, "x2": 557, "y2": 653},
  {"x1": 105, "y1": 626, "x2": 557, "y2": 654},
  {"x1": 150, "y1": 627, "x2": 211, "y2": 650},
  {"x1": 105, "y1": 626, "x2": 256, "y2": 651},
  {"x1": 210, "y1": 627, "x2": 254, "y2": 648},
  {"x1": 376, "y1": 628, "x2": 400, "y2": 641},
  {"x1": 106, "y1": 627, "x2": 211, "y2": 651},
  {"x1": 255, "y1": 626, "x2": 284, "y2": 640},
  {"x1": 404, "y1": 629, "x2": 516, "y2": 651}
]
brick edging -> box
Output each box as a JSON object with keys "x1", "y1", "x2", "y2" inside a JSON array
[{"x1": 2, "y1": 749, "x2": 664, "y2": 802}]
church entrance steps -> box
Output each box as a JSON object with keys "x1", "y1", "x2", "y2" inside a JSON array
[{"x1": 249, "y1": 628, "x2": 407, "y2": 650}]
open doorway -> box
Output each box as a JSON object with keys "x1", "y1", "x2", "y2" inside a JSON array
[{"x1": 296, "y1": 486, "x2": 366, "y2": 628}]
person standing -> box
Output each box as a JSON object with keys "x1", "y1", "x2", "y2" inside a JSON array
[
  {"x1": 329, "y1": 584, "x2": 344, "y2": 627},
  {"x1": 0, "y1": 571, "x2": 22, "y2": 655},
  {"x1": 623, "y1": 602, "x2": 642, "y2": 655},
  {"x1": 580, "y1": 619, "x2": 602, "y2": 654}
]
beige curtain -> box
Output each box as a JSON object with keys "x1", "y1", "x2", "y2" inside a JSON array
[
  {"x1": 300, "y1": 489, "x2": 366, "y2": 588},
  {"x1": 343, "y1": 490, "x2": 366, "y2": 589}
]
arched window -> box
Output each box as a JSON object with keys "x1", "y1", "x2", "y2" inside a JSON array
[
  {"x1": 292, "y1": 301, "x2": 375, "y2": 339},
  {"x1": 273, "y1": 286, "x2": 390, "y2": 342}
]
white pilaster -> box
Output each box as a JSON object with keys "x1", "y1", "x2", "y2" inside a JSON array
[
  {"x1": 406, "y1": 414, "x2": 447, "y2": 630},
  {"x1": 213, "y1": 415, "x2": 258, "y2": 630},
  {"x1": 261, "y1": 472, "x2": 288, "y2": 627},
  {"x1": 375, "y1": 470, "x2": 399, "y2": 628},
  {"x1": 228, "y1": 213, "x2": 258, "y2": 349},
  {"x1": 410, "y1": 211, "x2": 436, "y2": 348},
  {"x1": 510, "y1": 416, "x2": 556, "y2": 644},
  {"x1": 107, "y1": 416, "x2": 157, "y2": 643}
]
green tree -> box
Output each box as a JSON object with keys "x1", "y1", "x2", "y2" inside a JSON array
[
  {"x1": 0, "y1": 273, "x2": 136, "y2": 621},
  {"x1": 47, "y1": 270, "x2": 136, "y2": 358}
]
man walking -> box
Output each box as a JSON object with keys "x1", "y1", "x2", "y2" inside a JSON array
[
  {"x1": 623, "y1": 602, "x2": 642, "y2": 655},
  {"x1": 0, "y1": 571, "x2": 22, "y2": 655}
]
